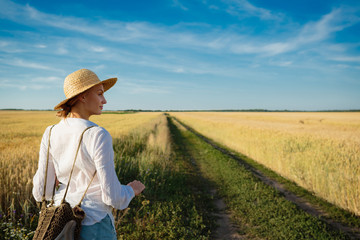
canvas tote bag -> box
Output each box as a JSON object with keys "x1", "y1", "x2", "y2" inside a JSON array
[{"x1": 33, "y1": 125, "x2": 96, "y2": 240}]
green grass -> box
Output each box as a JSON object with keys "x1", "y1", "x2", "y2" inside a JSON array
[
  {"x1": 111, "y1": 116, "x2": 215, "y2": 239},
  {"x1": 171, "y1": 117, "x2": 349, "y2": 239}
]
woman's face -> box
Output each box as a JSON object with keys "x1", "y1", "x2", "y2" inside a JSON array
[{"x1": 83, "y1": 84, "x2": 107, "y2": 116}]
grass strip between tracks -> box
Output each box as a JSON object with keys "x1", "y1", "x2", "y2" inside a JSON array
[{"x1": 170, "y1": 117, "x2": 348, "y2": 239}]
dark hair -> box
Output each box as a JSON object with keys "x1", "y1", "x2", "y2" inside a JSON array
[{"x1": 56, "y1": 96, "x2": 79, "y2": 118}]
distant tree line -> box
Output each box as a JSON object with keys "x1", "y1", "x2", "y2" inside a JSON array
[{"x1": 1, "y1": 108, "x2": 359, "y2": 112}]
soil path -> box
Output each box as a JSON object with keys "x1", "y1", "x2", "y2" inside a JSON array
[
  {"x1": 210, "y1": 189, "x2": 245, "y2": 240},
  {"x1": 173, "y1": 117, "x2": 360, "y2": 240},
  {"x1": 189, "y1": 156, "x2": 244, "y2": 240}
]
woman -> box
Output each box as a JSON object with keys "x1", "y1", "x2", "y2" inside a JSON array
[{"x1": 32, "y1": 69, "x2": 145, "y2": 239}]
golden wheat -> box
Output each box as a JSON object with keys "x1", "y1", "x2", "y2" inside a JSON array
[
  {"x1": 171, "y1": 112, "x2": 360, "y2": 216},
  {"x1": 0, "y1": 111, "x2": 161, "y2": 216}
]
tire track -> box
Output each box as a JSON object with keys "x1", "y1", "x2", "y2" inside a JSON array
[
  {"x1": 169, "y1": 117, "x2": 245, "y2": 239},
  {"x1": 172, "y1": 116, "x2": 360, "y2": 240}
]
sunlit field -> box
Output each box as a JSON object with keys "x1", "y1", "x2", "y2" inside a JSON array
[
  {"x1": 0, "y1": 111, "x2": 160, "y2": 230},
  {"x1": 0, "y1": 111, "x2": 215, "y2": 239},
  {"x1": 171, "y1": 112, "x2": 360, "y2": 216},
  {"x1": 1, "y1": 110, "x2": 359, "y2": 239}
]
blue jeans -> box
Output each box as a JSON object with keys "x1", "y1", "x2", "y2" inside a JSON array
[{"x1": 79, "y1": 215, "x2": 117, "y2": 240}]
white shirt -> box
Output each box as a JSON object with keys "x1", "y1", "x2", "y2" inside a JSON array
[{"x1": 32, "y1": 118, "x2": 135, "y2": 226}]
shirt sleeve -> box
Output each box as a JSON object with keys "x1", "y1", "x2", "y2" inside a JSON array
[
  {"x1": 92, "y1": 128, "x2": 135, "y2": 210},
  {"x1": 32, "y1": 126, "x2": 56, "y2": 202}
]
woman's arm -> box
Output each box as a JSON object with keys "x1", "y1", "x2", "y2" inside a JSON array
[{"x1": 92, "y1": 128, "x2": 138, "y2": 210}]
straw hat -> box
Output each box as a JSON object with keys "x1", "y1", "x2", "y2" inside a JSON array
[{"x1": 54, "y1": 69, "x2": 117, "y2": 110}]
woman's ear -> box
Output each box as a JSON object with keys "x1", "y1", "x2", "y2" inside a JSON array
[{"x1": 77, "y1": 93, "x2": 86, "y2": 103}]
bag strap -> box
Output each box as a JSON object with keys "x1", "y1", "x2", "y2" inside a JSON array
[
  {"x1": 61, "y1": 125, "x2": 96, "y2": 204},
  {"x1": 41, "y1": 125, "x2": 56, "y2": 202},
  {"x1": 77, "y1": 170, "x2": 97, "y2": 207}
]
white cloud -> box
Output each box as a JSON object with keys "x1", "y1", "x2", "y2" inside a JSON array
[
  {"x1": 223, "y1": 0, "x2": 283, "y2": 21},
  {"x1": 330, "y1": 56, "x2": 360, "y2": 62},
  {"x1": 173, "y1": 67, "x2": 185, "y2": 73},
  {"x1": 2, "y1": 0, "x2": 357, "y2": 59},
  {"x1": 230, "y1": 7, "x2": 360, "y2": 56},
  {"x1": 0, "y1": 40, "x2": 26, "y2": 53},
  {"x1": 0, "y1": 80, "x2": 51, "y2": 90},
  {"x1": 209, "y1": 5, "x2": 219, "y2": 10},
  {"x1": 93, "y1": 65, "x2": 106, "y2": 71},
  {"x1": 90, "y1": 46, "x2": 106, "y2": 52},
  {"x1": 56, "y1": 47, "x2": 68, "y2": 55},
  {"x1": 270, "y1": 61, "x2": 293, "y2": 67},
  {"x1": 31, "y1": 76, "x2": 62, "y2": 83},
  {"x1": 296, "y1": 8, "x2": 358, "y2": 44},
  {"x1": 335, "y1": 64, "x2": 350, "y2": 69},
  {"x1": 0, "y1": 71, "x2": 64, "y2": 92},
  {"x1": 119, "y1": 80, "x2": 171, "y2": 94},
  {"x1": 172, "y1": 0, "x2": 188, "y2": 11},
  {"x1": 0, "y1": 58, "x2": 54, "y2": 70},
  {"x1": 35, "y1": 44, "x2": 47, "y2": 48},
  {"x1": 0, "y1": 41, "x2": 9, "y2": 48}
]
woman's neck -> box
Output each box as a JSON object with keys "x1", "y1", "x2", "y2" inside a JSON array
[{"x1": 69, "y1": 107, "x2": 90, "y2": 120}]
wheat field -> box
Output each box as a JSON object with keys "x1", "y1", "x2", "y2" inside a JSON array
[
  {"x1": 171, "y1": 112, "x2": 360, "y2": 216},
  {"x1": 0, "y1": 111, "x2": 161, "y2": 218}
]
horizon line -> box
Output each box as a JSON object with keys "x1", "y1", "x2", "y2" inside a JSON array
[{"x1": 1, "y1": 108, "x2": 360, "y2": 113}]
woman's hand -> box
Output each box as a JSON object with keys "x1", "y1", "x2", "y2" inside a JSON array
[{"x1": 127, "y1": 180, "x2": 145, "y2": 196}]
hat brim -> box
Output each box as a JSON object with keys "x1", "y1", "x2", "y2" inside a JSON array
[{"x1": 54, "y1": 77, "x2": 117, "y2": 111}]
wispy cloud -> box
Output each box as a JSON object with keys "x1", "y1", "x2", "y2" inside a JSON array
[
  {"x1": 230, "y1": 7, "x2": 360, "y2": 56},
  {"x1": 1, "y1": 0, "x2": 358, "y2": 60},
  {"x1": 56, "y1": 47, "x2": 68, "y2": 55},
  {"x1": 330, "y1": 56, "x2": 360, "y2": 62},
  {"x1": 171, "y1": 0, "x2": 188, "y2": 11},
  {"x1": 30, "y1": 76, "x2": 62, "y2": 83},
  {"x1": 35, "y1": 44, "x2": 47, "y2": 48},
  {"x1": 0, "y1": 0, "x2": 151, "y2": 42},
  {"x1": 0, "y1": 40, "x2": 26, "y2": 53},
  {"x1": 90, "y1": 46, "x2": 106, "y2": 53},
  {"x1": 224, "y1": 0, "x2": 283, "y2": 21},
  {"x1": 118, "y1": 79, "x2": 172, "y2": 94},
  {"x1": 0, "y1": 78, "x2": 52, "y2": 90},
  {"x1": 297, "y1": 8, "x2": 359, "y2": 43},
  {"x1": 270, "y1": 61, "x2": 293, "y2": 67},
  {"x1": 0, "y1": 0, "x2": 239, "y2": 51},
  {"x1": 0, "y1": 57, "x2": 56, "y2": 70}
]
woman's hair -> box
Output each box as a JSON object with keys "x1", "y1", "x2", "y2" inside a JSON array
[{"x1": 56, "y1": 95, "x2": 79, "y2": 118}]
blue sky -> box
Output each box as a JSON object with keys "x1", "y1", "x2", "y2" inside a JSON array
[{"x1": 0, "y1": 0, "x2": 359, "y2": 111}]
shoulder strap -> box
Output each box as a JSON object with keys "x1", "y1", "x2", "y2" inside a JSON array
[
  {"x1": 61, "y1": 126, "x2": 96, "y2": 204},
  {"x1": 77, "y1": 170, "x2": 97, "y2": 207},
  {"x1": 42, "y1": 125, "x2": 56, "y2": 202}
]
